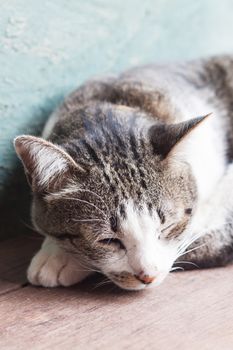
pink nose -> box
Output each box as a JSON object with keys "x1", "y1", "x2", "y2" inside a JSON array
[{"x1": 135, "y1": 272, "x2": 156, "y2": 285}]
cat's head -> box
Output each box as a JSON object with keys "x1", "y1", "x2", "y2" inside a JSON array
[{"x1": 14, "y1": 110, "x2": 207, "y2": 290}]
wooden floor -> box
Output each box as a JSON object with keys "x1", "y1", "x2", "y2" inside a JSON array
[{"x1": 0, "y1": 236, "x2": 233, "y2": 350}]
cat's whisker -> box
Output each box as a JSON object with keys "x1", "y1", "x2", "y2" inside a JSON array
[
  {"x1": 75, "y1": 188, "x2": 109, "y2": 212},
  {"x1": 78, "y1": 264, "x2": 101, "y2": 275},
  {"x1": 63, "y1": 196, "x2": 107, "y2": 218},
  {"x1": 78, "y1": 260, "x2": 102, "y2": 275},
  {"x1": 170, "y1": 266, "x2": 184, "y2": 272},
  {"x1": 72, "y1": 218, "x2": 106, "y2": 223},
  {"x1": 103, "y1": 248, "x2": 128, "y2": 266},
  {"x1": 178, "y1": 236, "x2": 206, "y2": 254},
  {"x1": 176, "y1": 232, "x2": 205, "y2": 256},
  {"x1": 20, "y1": 219, "x2": 36, "y2": 232},
  {"x1": 176, "y1": 243, "x2": 207, "y2": 260},
  {"x1": 173, "y1": 260, "x2": 200, "y2": 268},
  {"x1": 93, "y1": 278, "x2": 112, "y2": 290},
  {"x1": 177, "y1": 233, "x2": 200, "y2": 252},
  {"x1": 60, "y1": 249, "x2": 102, "y2": 274}
]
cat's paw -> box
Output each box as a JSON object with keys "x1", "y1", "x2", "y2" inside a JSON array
[{"x1": 27, "y1": 238, "x2": 90, "y2": 287}]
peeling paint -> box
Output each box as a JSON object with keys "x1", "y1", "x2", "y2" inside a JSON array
[
  {"x1": 5, "y1": 16, "x2": 27, "y2": 38},
  {"x1": 29, "y1": 38, "x2": 68, "y2": 64}
]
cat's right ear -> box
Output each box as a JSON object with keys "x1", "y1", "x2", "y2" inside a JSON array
[
  {"x1": 14, "y1": 135, "x2": 84, "y2": 192},
  {"x1": 149, "y1": 114, "x2": 211, "y2": 159}
]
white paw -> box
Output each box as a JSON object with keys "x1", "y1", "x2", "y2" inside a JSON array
[{"x1": 27, "y1": 238, "x2": 90, "y2": 287}]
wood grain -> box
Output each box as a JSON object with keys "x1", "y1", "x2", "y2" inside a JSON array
[{"x1": 0, "y1": 237, "x2": 232, "y2": 349}]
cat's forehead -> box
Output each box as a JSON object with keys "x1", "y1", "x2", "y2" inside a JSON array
[
  {"x1": 86, "y1": 148, "x2": 166, "y2": 206},
  {"x1": 118, "y1": 200, "x2": 160, "y2": 232}
]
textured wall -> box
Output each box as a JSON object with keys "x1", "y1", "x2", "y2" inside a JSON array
[{"x1": 1, "y1": 0, "x2": 233, "y2": 238}]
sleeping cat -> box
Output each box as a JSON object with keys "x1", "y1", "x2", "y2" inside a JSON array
[{"x1": 14, "y1": 55, "x2": 233, "y2": 290}]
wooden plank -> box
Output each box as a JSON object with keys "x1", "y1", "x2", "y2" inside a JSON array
[
  {"x1": 0, "y1": 280, "x2": 22, "y2": 295},
  {"x1": 0, "y1": 265, "x2": 232, "y2": 350}
]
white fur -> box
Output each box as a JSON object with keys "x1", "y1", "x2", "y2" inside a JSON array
[
  {"x1": 27, "y1": 237, "x2": 91, "y2": 287},
  {"x1": 188, "y1": 163, "x2": 233, "y2": 239},
  {"x1": 102, "y1": 201, "x2": 178, "y2": 288}
]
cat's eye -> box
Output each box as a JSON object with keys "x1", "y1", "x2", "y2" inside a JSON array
[
  {"x1": 98, "y1": 238, "x2": 125, "y2": 250},
  {"x1": 161, "y1": 222, "x2": 175, "y2": 233},
  {"x1": 56, "y1": 233, "x2": 77, "y2": 240},
  {"x1": 159, "y1": 223, "x2": 176, "y2": 240},
  {"x1": 157, "y1": 209, "x2": 165, "y2": 224},
  {"x1": 110, "y1": 216, "x2": 118, "y2": 232}
]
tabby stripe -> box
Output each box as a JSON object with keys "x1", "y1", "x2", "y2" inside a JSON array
[
  {"x1": 129, "y1": 133, "x2": 140, "y2": 161},
  {"x1": 103, "y1": 172, "x2": 111, "y2": 183},
  {"x1": 140, "y1": 179, "x2": 147, "y2": 189},
  {"x1": 119, "y1": 203, "x2": 126, "y2": 219},
  {"x1": 81, "y1": 140, "x2": 104, "y2": 166}
]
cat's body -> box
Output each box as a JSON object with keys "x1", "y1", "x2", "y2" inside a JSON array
[{"x1": 15, "y1": 55, "x2": 233, "y2": 290}]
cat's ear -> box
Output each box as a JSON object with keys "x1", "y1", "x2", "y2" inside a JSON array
[
  {"x1": 149, "y1": 114, "x2": 211, "y2": 159},
  {"x1": 14, "y1": 135, "x2": 84, "y2": 192}
]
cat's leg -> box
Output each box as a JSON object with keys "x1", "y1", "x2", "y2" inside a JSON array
[
  {"x1": 27, "y1": 237, "x2": 91, "y2": 287},
  {"x1": 178, "y1": 164, "x2": 233, "y2": 268}
]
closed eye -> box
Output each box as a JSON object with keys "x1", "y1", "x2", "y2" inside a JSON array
[
  {"x1": 56, "y1": 233, "x2": 77, "y2": 241},
  {"x1": 98, "y1": 238, "x2": 126, "y2": 250}
]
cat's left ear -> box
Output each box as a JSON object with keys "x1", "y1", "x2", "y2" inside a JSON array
[
  {"x1": 14, "y1": 135, "x2": 84, "y2": 192},
  {"x1": 149, "y1": 114, "x2": 211, "y2": 159}
]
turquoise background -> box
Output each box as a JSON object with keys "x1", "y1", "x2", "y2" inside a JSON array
[{"x1": 1, "y1": 0, "x2": 233, "y2": 238}]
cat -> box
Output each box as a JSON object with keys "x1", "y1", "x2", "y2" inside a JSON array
[{"x1": 14, "y1": 55, "x2": 233, "y2": 291}]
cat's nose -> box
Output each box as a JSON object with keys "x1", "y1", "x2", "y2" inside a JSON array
[{"x1": 135, "y1": 271, "x2": 156, "y2": 284}]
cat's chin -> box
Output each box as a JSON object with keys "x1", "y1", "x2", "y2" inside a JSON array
[
  {"x1": 107, "y1": 277, "x2": 161, "y2": 291},
  {"x1": 106, "y1": 271, "x2": 169, "y2": 291},
  {"x1": 110, "y1": 279, "x2": 147, "y2": 291}
]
